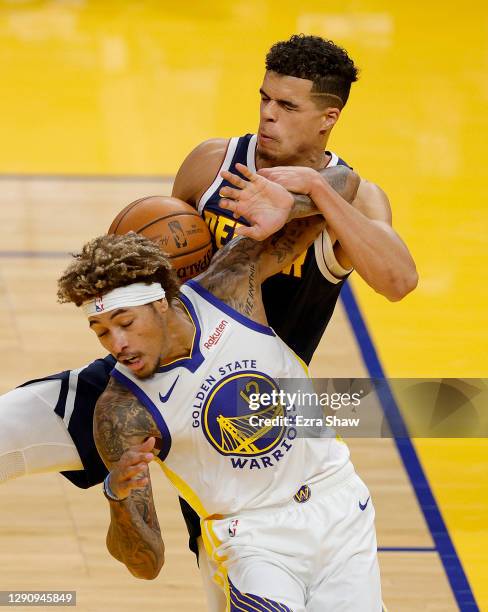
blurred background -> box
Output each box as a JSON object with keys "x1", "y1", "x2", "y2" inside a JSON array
[{"x1": 0, "y1": 1, "x2": 486, "y2": 610}]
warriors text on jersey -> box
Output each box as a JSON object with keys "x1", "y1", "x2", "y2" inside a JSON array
[{"x1": 111, "y1": 281, "x2": 350, "y2": 517}]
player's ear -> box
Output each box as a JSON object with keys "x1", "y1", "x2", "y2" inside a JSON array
[
  {"x1": 320, "y1": 107, "x2": 341, "y2": 134},
  {"x1": 152, "y1": 298, "x2": 168, "y2": 315}
]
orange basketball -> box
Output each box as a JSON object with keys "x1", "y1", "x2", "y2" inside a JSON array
[{"x1": 108, "y1": 196, "x2": 213, "y2": 283}]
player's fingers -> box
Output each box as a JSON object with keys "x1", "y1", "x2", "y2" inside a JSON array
[
  {"x1": 219, "y1": 198, "x2": 239, "y2": 213},
  {"x1": 129, "y1": 437, "x2": 156, "y2": 456},
  {"x1": 140, "y1": 436, "x2": 156, "y2": 452},
  {"x1": 221, "y1": 169, "x2": 247, "y2": 189},
  {"x1": 219, "y1": 186, "x2": 241, "y2": 200},
  {"x1": 257, "y1": 167, "x2": 280, "y2": 178},
  {"x1": 120, "y1": 449, "x2": 154, "y2": 468},
  {"x1": 121, "y1": 462, "x2": 149, "y2": 480},
  {"x1": 235, "y1": 163, "x2": 257, "y2": 182},
  {"x1": 257, "y1": 168, "x2": 286, "y2": 184},
  {"x1": 126, "y1": 475, "x2": 149, "y2": 491},
  {"x1": 235, "y1": 225, "x2": 264, "y2": 241}
]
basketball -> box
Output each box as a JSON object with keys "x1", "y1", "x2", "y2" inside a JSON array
[{"x1": 108, "y1": 196, "x2": 213, "y2": 283}]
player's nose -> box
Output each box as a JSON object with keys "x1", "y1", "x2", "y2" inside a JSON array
[
  {"x1": 110, "y1": 330, "x2": 129, "y2": 356},
  {"x1": 260, "y1": 100, "x2": 278, "y2": 122}
]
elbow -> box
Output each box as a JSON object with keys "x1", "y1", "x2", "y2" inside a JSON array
[
  {"x1": 384, "y1": 268, "x2": 419, "y2": 302},
  {"x1": 129, "y1": 558, "x2": 165, "y2": 580},
  {"x1": 107, "y1": 534, "x2": 165, "y2": 580}
]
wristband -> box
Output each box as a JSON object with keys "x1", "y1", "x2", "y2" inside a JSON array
[{"x1": 103, "y1": 472, "x2": 128, "y2": 502}]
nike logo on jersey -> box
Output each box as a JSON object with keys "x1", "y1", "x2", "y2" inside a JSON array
[
  {"x1": 159, "y1": 376, "x2": 180, "y2": 403},
  {"x1": 359, "y1": 496, "x2": 371, "y2": 511}
]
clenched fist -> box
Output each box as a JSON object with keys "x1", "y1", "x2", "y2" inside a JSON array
[{"x1": 107, "y1": 437, "x2": 157, "y2": 500}]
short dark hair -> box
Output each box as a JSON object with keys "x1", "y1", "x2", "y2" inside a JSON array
[{"x1": 265, "y1": 34, "x2": 359, "y2": 108}]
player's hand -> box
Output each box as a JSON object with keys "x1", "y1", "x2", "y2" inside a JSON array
[
  {"x1": 108, "y1": 437, "x2": 156, "y2": 500},
  {"x1": 219, "y1": 163, "x2": 293, "y2": 240},
  {"x1": 257, "y1": 166, "x2": 318, "y2": 196}
]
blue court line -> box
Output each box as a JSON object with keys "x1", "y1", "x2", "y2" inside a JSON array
[{"x1": 341, "y1": 281, "x2": 479, "y2": 611}]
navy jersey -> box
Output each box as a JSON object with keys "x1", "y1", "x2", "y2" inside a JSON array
[{"x1": 198, "y1": 134, "x2": 352, "y2": 363}]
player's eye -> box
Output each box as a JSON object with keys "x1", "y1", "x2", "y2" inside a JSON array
[
  {"x1": 96, "y1": 330, "x2": 108, "y2": 338},
  {"x1": 121, "y1": 320, "x2": 133, "y2": 328}
]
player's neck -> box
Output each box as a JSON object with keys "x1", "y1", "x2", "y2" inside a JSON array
[
  {"x1": 256, "y1": 144, "x2": 331, "y2": 171},
  {"x1": 159, "y1": 301, "x2": 195, "y2": 364}
]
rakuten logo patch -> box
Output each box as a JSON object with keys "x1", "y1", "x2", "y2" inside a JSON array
[{"x1": 204, "y1": 320, "x2": 229, "y2": 349}]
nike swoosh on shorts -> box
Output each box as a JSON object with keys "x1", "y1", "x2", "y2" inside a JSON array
[{"x1": 359, "y1": 496, "x2": 371, "y2": 511}]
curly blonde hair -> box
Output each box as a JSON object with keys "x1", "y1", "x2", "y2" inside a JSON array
[{"x1": 57, "y1": 232, "x2": 180, "y2": 306}]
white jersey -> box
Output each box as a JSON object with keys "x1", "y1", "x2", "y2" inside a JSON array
[{"x1": 112, "y1": 280, "x2": 349, "y2": 517}]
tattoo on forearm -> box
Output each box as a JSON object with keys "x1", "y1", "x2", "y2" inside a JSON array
[
  {"x1": 107, "y1": 485, "x2": 164, "y2": 577},
  {"x1": 244, "y1": 263, "x2": 257, "y2": 316},
  {"x1": 94, "y1": 379, "x2": 164, "y2": 577},
  {"x1": 198, "y1": 170, "x2": 358, "y2": 316},
  {"x1": 267, "y1": 227, "x2": 297, "y2": 263},
  {"x1": 290, "y1": 166, "x2": 359, "y2": 219},
  {"x1": 290, "y1": 193, "x2": 317, "y2": 219}
]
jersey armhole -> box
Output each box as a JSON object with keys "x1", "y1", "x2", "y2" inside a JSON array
[{"x1": 197, "y1": 138, "x2": 239, "y2": 214}]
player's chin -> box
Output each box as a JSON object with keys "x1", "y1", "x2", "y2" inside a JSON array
[
  {"x1": 256, "y1": 142, "x2": 281, "y2": 163},
  {"x1": 133, "y1": 358, "x2": 160, "y2": 379}
]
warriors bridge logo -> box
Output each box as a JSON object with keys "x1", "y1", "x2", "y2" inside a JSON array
[{"x1": 201, "y1": 371, "x2": 290, "y2": 464}]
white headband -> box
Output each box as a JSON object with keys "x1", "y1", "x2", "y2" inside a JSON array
[{"x1": 81, "y1": 283, "x2": 166, "y2": 317}]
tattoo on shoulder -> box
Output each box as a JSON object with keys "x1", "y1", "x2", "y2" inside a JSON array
[
  {"x1": 198, "y1": 236, "x2": 263, "y2": 317},
  {"x1": 94, "y1": 378, "x2": 160, "y2": 465}
]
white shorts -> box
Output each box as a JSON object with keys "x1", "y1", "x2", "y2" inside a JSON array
[
  {"x1": 202, "y1": 462, "x2": 381, "y2": 611},
  {"x1": 0, "y1": 381, "x2": 82, "y2": 482}
]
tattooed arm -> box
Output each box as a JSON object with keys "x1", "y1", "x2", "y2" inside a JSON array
[
  {"x1": 258, "y1": 165, "x2": 418, "y2": 300},
  {"x1": 196, "y1": 164, "x2": 359, "y2": 324},
  {"x1": 94, "y1": 377, "x2": 164, "y2": 580}
]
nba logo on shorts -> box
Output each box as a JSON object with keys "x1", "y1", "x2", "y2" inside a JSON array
[
  {"x1": 228, "y1": 519, "x2": 239, "y2": 537},
  {"x1": 95, "y1": 297, "x2": 104, "y2": 312}
]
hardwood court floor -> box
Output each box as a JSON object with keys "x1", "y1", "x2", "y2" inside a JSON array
[{"x1": 0, "y1": 177, "x2": 459, "y2": 611}]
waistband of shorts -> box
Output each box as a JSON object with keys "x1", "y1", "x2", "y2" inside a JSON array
[
  {"x1": 305, "y1": 460, "x2": 355, "y2": 496},
  {"x1": 232, "y1": 460, "x2": 355, "y2": 519}
]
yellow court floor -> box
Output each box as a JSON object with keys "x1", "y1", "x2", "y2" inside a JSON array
[{"x1": 0, "y1": 2, "x2": 487, "y2": 610}]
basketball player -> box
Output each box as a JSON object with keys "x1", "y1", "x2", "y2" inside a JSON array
[
  {"x1": 56, "y1": 163, "x2": 381, "y2": 611},
  {"x1": 0, "y1": 34, "x2": 415, "y2": 609},
  {"x1": 171, "y1": 33, "x2": 418, "y2": 577}
]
